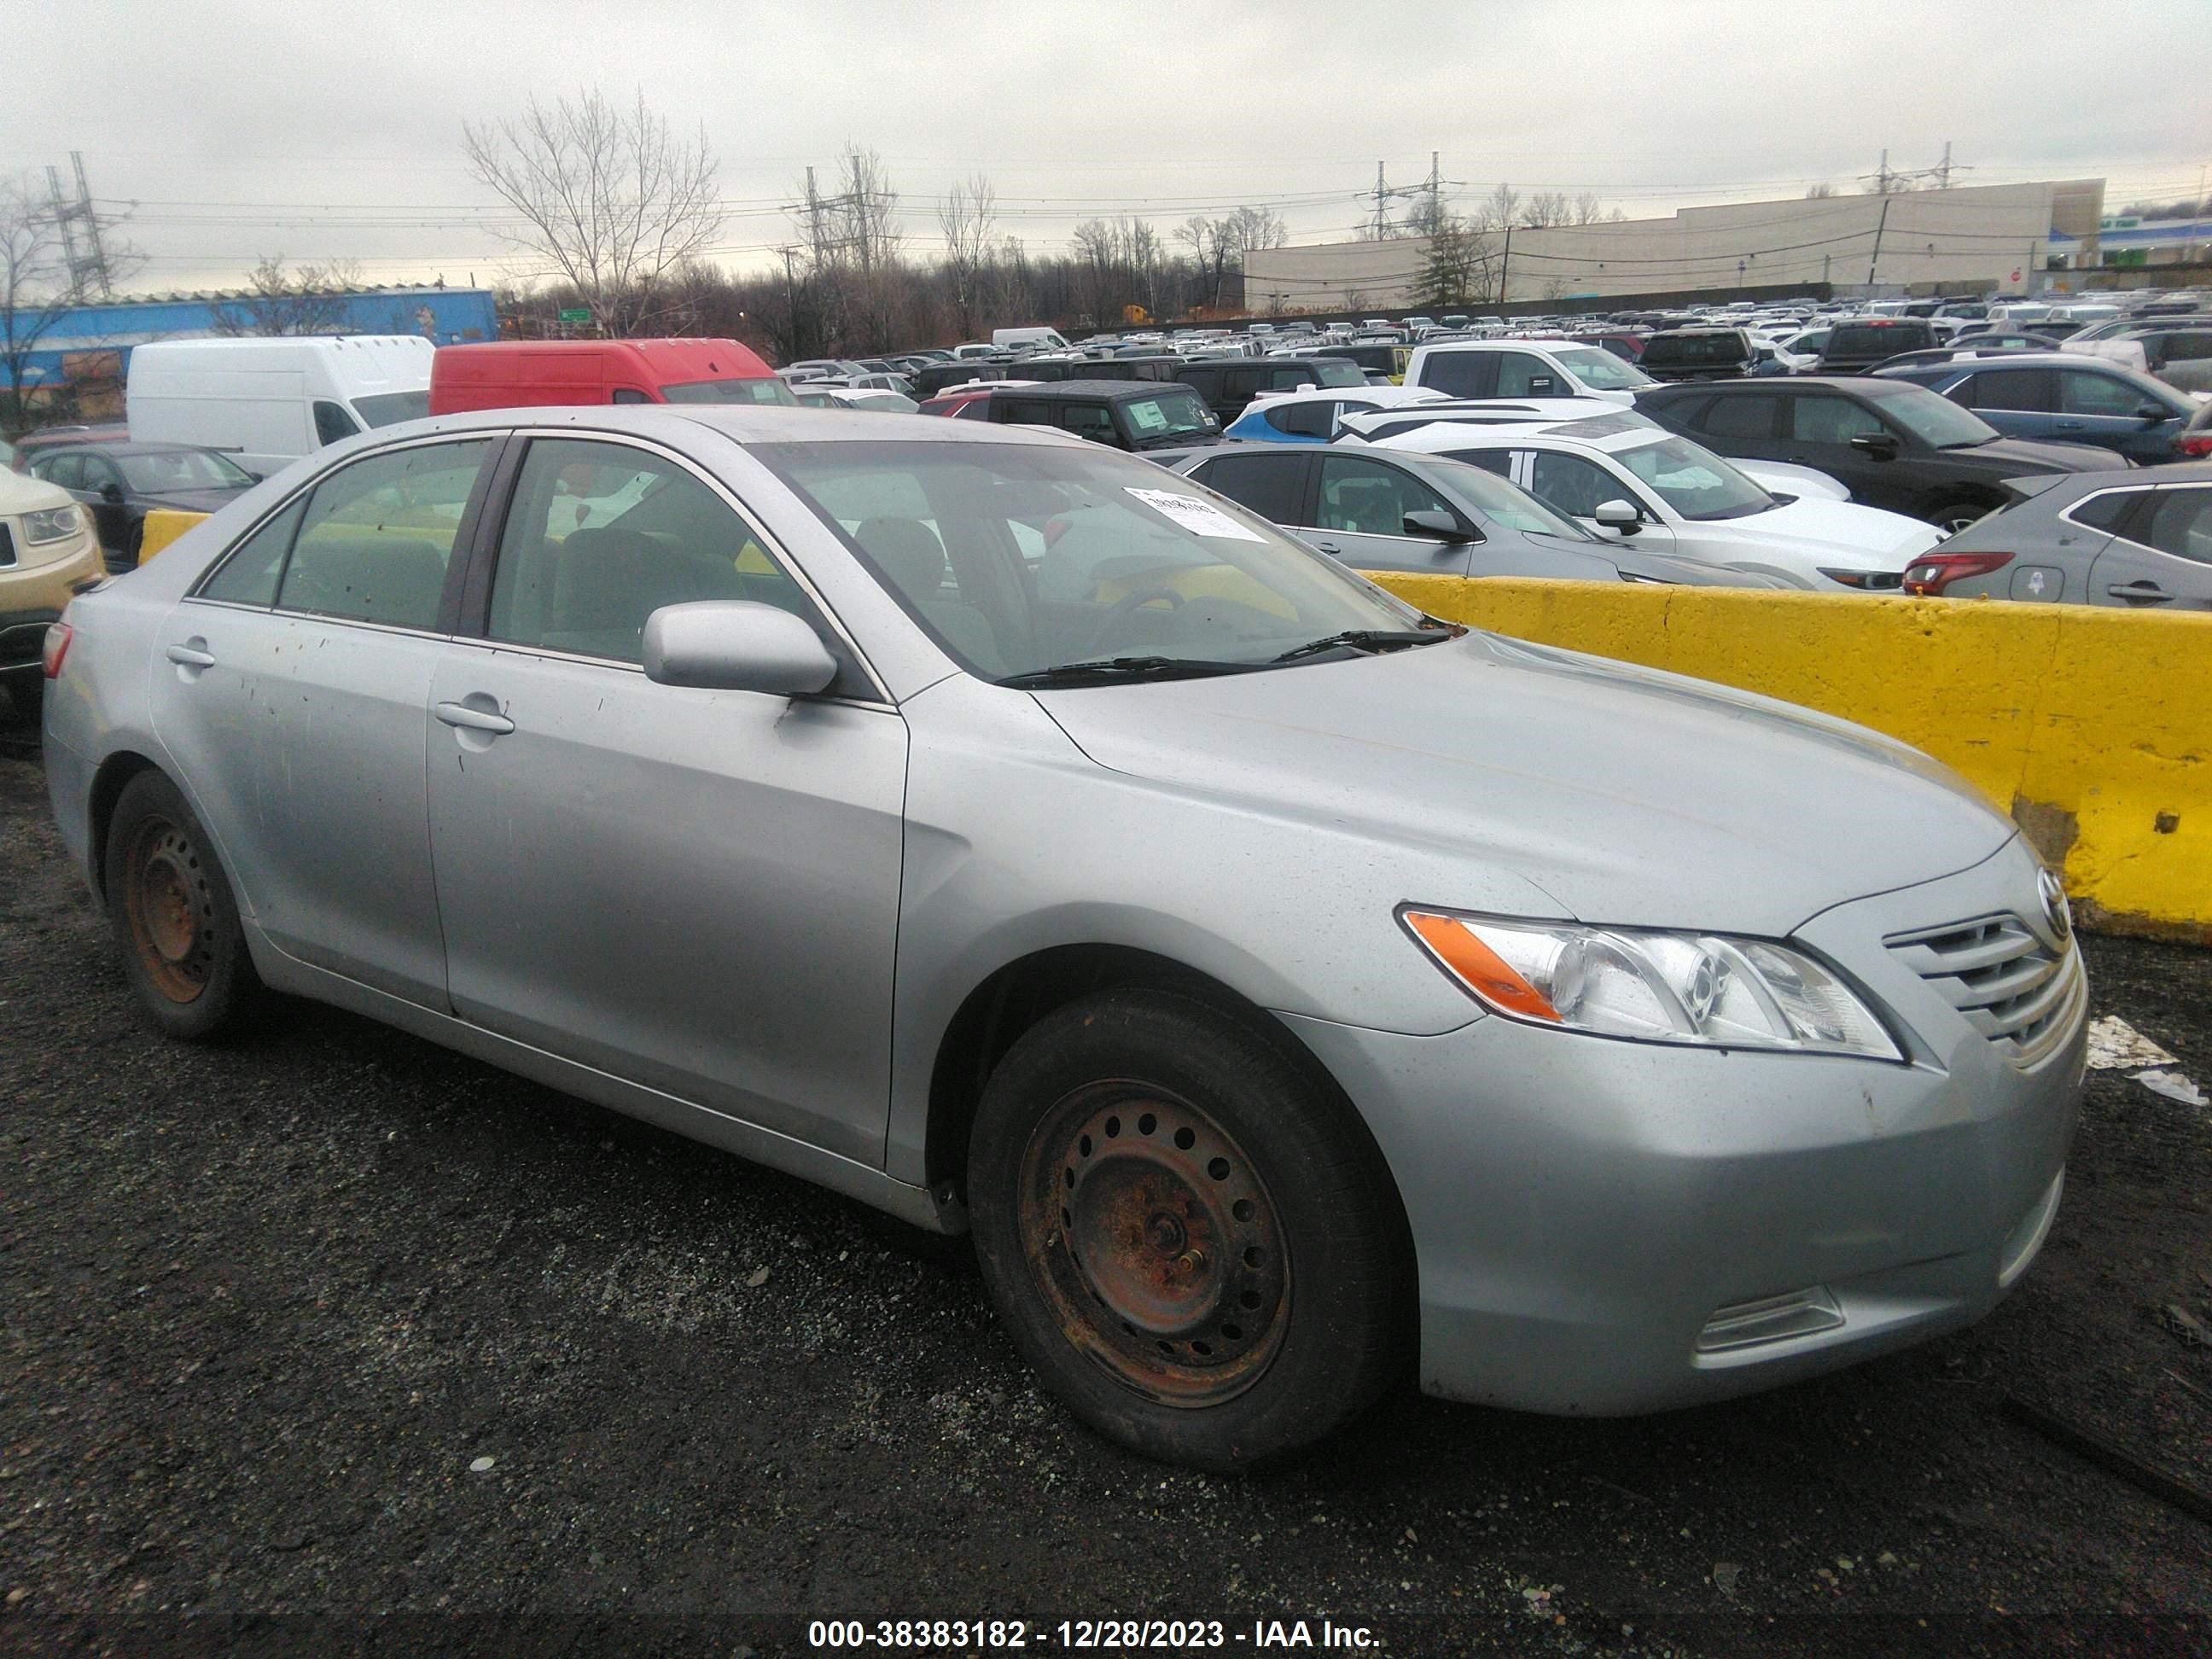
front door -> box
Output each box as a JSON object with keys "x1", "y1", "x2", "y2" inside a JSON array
[
  {"x1": 1779, "y1": 391, "x2": 1910, "y2": 512},
  {"x1": 1300, "y1": 453, "x2": 1472, "y2": 575},
  {"x1": 2089, "y1": 483, "x2": 2212, "y2": 611},
  {"x1": 1520, "y1": 449, "x2": 1682, "y2": 560},
  {"x1": 147, "y1": 434, "x2": 497, "y2": 1006},
  {"x1": 424, "y1": 434, "x2": 907, "y2": 1163}
]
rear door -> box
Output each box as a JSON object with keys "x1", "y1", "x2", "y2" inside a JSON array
[
  {"x1": 2087, "y1": 482, "x2": 2212, "y2": 610},
  {"x1": 1948, "y1": 366, "x2": 2058, "y2": 445},
  {"x1": 148, "y1": 434, "x2": 498, "y2": 1007},
  {"x1": 423, "y1": 432, "x2": 906, "y2": 1162},
  {"x1": 1186, "y1": 451, "x2": 1313, "y2": 528}
]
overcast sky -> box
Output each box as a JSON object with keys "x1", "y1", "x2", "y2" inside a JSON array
[{"x1": 4, "y1": 0, "x2": 2208, "y2": 295}]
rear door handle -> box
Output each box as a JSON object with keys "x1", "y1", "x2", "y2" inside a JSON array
[
  {"x1": 2106, "y1": 581, "x2": 2172, "y2": 602},
  {"x1": 165, "y1": 643, "x2": 216, "y2": 668},
  {"x1": 434, "y1": 701, "x2": 516, "y2": 735}
]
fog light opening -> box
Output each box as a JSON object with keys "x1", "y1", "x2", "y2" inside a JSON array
[{"x1": 1696, "y1": 1286, "x2": 1845, "y2": 1354}]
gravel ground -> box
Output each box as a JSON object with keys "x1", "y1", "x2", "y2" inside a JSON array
[{"x1": 1, "y1": 683, "x2": 2208, "y2": 1658}]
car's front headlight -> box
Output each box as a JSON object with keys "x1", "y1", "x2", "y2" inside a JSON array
[
  {"x1": 1401, "y1": 908, "x2": 1902, "y2": 1061},
  {"x1": 20, "y1": 504, "x2": 84, "y2": 546}
]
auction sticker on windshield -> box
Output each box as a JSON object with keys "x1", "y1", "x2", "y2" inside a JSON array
[{"x1": 1125, "y1": 487, "x2": 1266, "y2": 542}]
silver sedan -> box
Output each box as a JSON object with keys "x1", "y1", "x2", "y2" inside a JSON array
[{"x1": 42, "y1": 405, "x2": 2085, "y2": 1470}]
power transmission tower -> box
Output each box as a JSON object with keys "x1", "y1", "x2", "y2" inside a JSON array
[{"x1": 45, "y1": 151, "x2": 114, "y2": 300}]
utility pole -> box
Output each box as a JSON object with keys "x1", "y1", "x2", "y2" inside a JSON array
[
  {"x1": 1499, "y1": 221, "x2": 1514, "y2": 306},
  {"x1": 1932, "y1": 141, "x2": 1953, "y2": 189},
  {"x1": 1867, "y1": 193, "x2": 1892, "y2": 288},
  {"x1": 1371, "y1": 161, "x2": 1391, "y2": 240},
  {"x1": 1429, "y1": 150, "x2": 1441, "y2": 236},
  {"x1": 44, "y1": 151, "x2": 114, "y2": 300}
]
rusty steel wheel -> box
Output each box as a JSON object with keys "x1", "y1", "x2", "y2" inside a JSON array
[
  {"x1": 122, "y1": 817, "x2": 217, "y2": 1004},
  {"x1": 969, "y1": 989, "x2": 1412, "y2": 1469},
  {"x1": 103, "y1": 770, "x2": 265, "y2": 1040},
  {"x1": 1019, "y1": 1083, "x2": 1290, "y2": 1407}
]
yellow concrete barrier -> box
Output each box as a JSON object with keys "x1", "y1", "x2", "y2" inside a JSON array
[
  {"x1": 1374, "y1": 574, "x2": 2212, "y2": 942},
  {"x1": 138, "y1": 509, "x2": 207, "y2": 564}
]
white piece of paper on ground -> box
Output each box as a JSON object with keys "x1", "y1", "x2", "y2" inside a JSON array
[
  {"x1": 2085, "y1": 1015, "x2": 2177, "y2": 1071},
  {"x1": 1124, "y1": 486, "x2": 1267, "y2": 543},
  {"x1": 2136, "y1": 1070, "x2": 2208, "y2": 1108}
]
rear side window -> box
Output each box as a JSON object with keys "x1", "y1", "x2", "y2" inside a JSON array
[
  {"x1": 201, "y1": 496, "x2": 308, "y2": 607},
  {"x1": 1265, "y1": 400, "x2": 1336, "y2": 439},
  {"x1": 2066, "y1": 490, "x2": 2144, "y2": 535},
  {"x1": 275, "y1": 439, "x2": 490, "y2": 630},
  {"x1": 1417, "y1": 352, "x2": 1489, "y2": 397},
  {"x1": 1962, "y1": 369, "x2": 2055, "y2": 413},
  {"x1": 2139, "y1": 487, "x2": 2212, "y2": 564},
  {"x1": 1191, "y1": 452, "x2": 1307, "y2": 524},
  {"x1": 1701, "y1": 393, "x2": 1780, "y2": 439},
  {"x1": 1644, "y1": 335, "x2": 1748, "y2": 367}
]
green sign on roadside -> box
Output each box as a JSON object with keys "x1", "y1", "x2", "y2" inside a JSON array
[{"x1": 558, "y1": 308, "x2": 591, "y2": 323}]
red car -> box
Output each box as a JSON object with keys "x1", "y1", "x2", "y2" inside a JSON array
[{"x1": 428, "y1": 338, "x2": 793, "y2": 415}]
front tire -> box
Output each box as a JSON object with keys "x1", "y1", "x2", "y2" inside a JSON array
[
  {"x1": 1928, "y1": 496, "x2": 1996, "y2": 537},
  {"x1": 968, "y1": 990, "x2": 1411, "y2": 1470},
  {"x1": 103, "y1": 770, "x2": 265, "y2": 1040}
]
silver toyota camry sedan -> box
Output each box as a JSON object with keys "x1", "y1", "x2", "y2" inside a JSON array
[{"x1": 41, "y1": 405, "x2": 2087, "y2": 1470}]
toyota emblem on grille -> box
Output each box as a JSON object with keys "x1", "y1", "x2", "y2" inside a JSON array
[{"x1": 2038, "y1": 869, "x2": 2072, "y2": 947}]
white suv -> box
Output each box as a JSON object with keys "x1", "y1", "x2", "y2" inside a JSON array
[
  {"x1": 1372, "y1": 412, "x2": 1941, "y2": 591},
  {"x1": 1404, "y1": 339, "x2": 1658, "y2": 407}
]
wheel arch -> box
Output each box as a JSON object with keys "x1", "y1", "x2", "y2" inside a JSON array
[{"x1": 85, "y1": 748, "x2": 162, "y2": 899}]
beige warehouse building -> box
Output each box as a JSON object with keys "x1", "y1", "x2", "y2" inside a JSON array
[{"x1": 1243, "y1": 179, "x2": 2107, "y2": 308}]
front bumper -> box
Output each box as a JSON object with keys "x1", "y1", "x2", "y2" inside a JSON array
[{"x1": 1282, "y1": 838, "x2": 2085, "y2": 1416}]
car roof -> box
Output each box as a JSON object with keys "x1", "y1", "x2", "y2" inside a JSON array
[
  {"x1": 1374, "y1": 411, "x2": 1668, "y2": 454},
  {"x1": 988, "y1": 379, "x2": 1200, "y2": 401},
  {"x1": 353, "y1": 403, "x2": 1091, "y2": 451},
  {"x1": 41, "y1": 440, "x2": 230, "y2": 458}
]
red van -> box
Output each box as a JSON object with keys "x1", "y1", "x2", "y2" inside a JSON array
[{"x1": 428, "y1": 338, "x2": 795, "y2": 416}]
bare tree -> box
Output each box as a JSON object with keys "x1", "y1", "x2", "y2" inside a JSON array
[
  {"x1": 938, "y1": 173, "x2": 997, "y2": 339},
  {"x1": 213, "y1": 254, "x2": 368, "y2": 336},
  {"x1": 1, "y1": 172, "x2": 139, "y2": 429},
  {"x1": 1573, "y1": 192, "x2": 1608, "y2": 225},
  {"x1": 1805, "y1": 181, "x2": 1837, "y2": 199},
  {"x1": 462, "y1": 87, "x2": 725, "y2": 335},
  {"x1": 1526, "y1": 190, "x2": 1572, "y2": 229},
  {"x1": 1173, "y1": 207, "x2": 1288, "y2": 310}
]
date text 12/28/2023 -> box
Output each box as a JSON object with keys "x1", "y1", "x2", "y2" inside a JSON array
[{"x1": 806, "y1": 1618, "x2": 1382, "y2": 1649}]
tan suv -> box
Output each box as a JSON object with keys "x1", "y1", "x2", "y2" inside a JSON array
[{"x1": 2, "y1": 463, "x2": 107, "y2": 692}]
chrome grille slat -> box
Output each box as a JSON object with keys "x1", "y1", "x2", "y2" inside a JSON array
[{"x1": 1885, "y1": 908, "x2": 2081, "y2": 1066}]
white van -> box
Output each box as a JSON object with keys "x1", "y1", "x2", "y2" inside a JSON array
[
  {"x1": 125, "y1": 335, "x2": 434, "y2": 477},
  {"x1": 990, "y1": 326, "x2": 1071, "y2": 352}
]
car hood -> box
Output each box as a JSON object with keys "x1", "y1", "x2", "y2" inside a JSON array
[
  {"x1": 0, "y1": 469, "x2": 73, "y2": 514},
  {"x1": 1959, "y1": 434, "x2": 2132, "y2": 473},
  {"x1": 141, "y1": 486, "x2": 253, "y2": 514},
  {"x1": 1035, "y1": 633, "x2": 2014, "y2": 936},
  {"x1": 1711, "y1": 495, "x2": 1942, "y2": 567}
]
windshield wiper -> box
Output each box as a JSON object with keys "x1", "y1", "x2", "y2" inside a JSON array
[
  {"x1": 1270, "y1": 628, "x2": 1454, "y2": 664},
  {"x1": 997, "y1": 655, "x2": 1258, "y2": 689}
]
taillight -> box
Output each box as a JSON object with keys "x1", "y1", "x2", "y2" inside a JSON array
[
  {"x1": 2180, "y1": 433, "x2": 2212, "y2": 458},
  {"x1": 1902, "y1": 551, "x2": 2013, "y2": 597},
  {"x1": 42, "y1": 620, "x2": 73, "y2": 678}
]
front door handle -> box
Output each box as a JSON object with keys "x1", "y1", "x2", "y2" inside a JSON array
[
  {"x1": 2055, "y1": 420, "x2": 2085, "y2": 431},
  {"x1": 165, "y1": 642, "x2": 216, "y2": 668},
  {"x1": 1313, "y1": 540, "x2": 1343, "y2": 554},
  {"x1": 434, "y1": 700, "x2": 516, "y2": 735},
  {"x1": 2105, "y1": 581, "x2": 2172, "y2": 603}
]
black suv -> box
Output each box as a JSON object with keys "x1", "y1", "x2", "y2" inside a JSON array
[
  {"x1": 1816, "y1": 317, "x2": 1940, "y2": 374},
  {"x1": 1635, "y1": 375, "x2": 2128, "y2": 532},
  {"x1": 981, "y1": 380, "x2": 1222, "y2": 451},
  {"x1": 1636, "y1": 327, "x2": 1759, "y2": 381},
  {"x1": 1173, "y1": 356, "x2": 1365, "y2": 422}
]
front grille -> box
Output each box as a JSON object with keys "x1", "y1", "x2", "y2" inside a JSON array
[
  {"x1": 0, "y1": 522, "x2": 15, "y2": 568},
  {"x1": 1885, "y1": 913, "x2": 2083, "y2": 1066}
]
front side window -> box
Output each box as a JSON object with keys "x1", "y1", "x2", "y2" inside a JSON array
[
  {"x1": 1120, "y1": 390, "x2": 1217, "y2": 444},
  {"x1": 2139, "y1": 487, "x2": 2212, "y2": 564},
  {"x1": 1316, "y1": 455, "x2": 1452, "y2": 536},
  {"x1": 760, "y1": 439, "x2": 1427, "y2": 682},
  {"x1": 1789, "y1": 395, "x2": 1889, "y2": 445},
  {"x1": 1493, "y1": 353, "x2": 1557, "y2": 396},
  {"x1": 1551, "y1": 346, "x2": 1654, "y2": 391},
  {"x1": 351, "y1": 390, "x2": 430, "y2": 428},
  {"x1": 1058, "y1": 404, "x2": 1118, "y2": 441},
  {"x1": 659, "y1": 377, "x2": 800, "y2": 406},
  {"x1": 312, "y1": 400, "x2": 360, "y2": 447},
  {"x1": 1528, "y1": 450, "x2": 1633, "y2": 519},
  {"x1": 35, "y1": 453, "x2": 85, "y2": 490},
  {"x1": 485, "y1": 437, "x2": 814, "y2": 667},
  {"x1": 275, "y1": 439, "x2": 490, "y2": 629},
  {"x1": 2058, "y1": 369, "x2": 2157, "y2": 417}
]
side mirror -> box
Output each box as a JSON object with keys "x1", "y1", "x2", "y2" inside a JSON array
[
  {"x1": 1849, "y1": 433, "x2": 1901, "y2": 460},
  {"x1": 100, "y1": 481, "x2": 125, "y2": 502},
  {"x1": 1403, "y1": 508, "x2": 1475, "y2": 543},
  {"x1": 643, "y1": 602, "x2": 837, "y2": 696},
  {"x1": 1592, "y1": 498, "x2": 1642, "y2": 534},
  {"x1": 2138, "y1": 405, "x2": 2170, "y2": 423}
]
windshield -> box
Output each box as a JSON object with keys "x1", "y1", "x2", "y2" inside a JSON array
[
  {"x1": 1866, "y1": 384, "x2": 2000, "y2": 448},
  {"x1": 119, "y1": 450, "x2": 255, "y2": 492},
  {"x1": 352, "y1": 389, "x2": 430, "y2": 428},
  {"x1": 1611, "y1": 435, "x2": 1775, "y2": 521},
  {"x1": 1552, "y1": 346, "x2": 1655, "y2": 391},
  {"x1": 661, "y1": 377, "x2": 800, "y2": 405},
  {"x1": 1123, "y1": 390, "x2": 1218, "y2": 445},
  {"x1": 759, "y1": 439, "x2": 1429, "y2": 682},
  {"x1": 1426, "y1": 457, "x2": 1599, "y2": 540}
]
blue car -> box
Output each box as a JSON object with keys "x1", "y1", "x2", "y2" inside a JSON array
[
  {"x1": 1875, "y1": 352, "x2": 2201, "y2": 465},
  {"x1": 1222, "y1": 387, "x2": 1447, "y2": 445}
]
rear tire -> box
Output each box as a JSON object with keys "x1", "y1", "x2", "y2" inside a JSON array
[
  {"x1": 968, "y1": 989, "x2": 1411, "y2": 1470},
  {"x1": 103, "y1": 770, "x2": 265, "y2": 1040}
]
